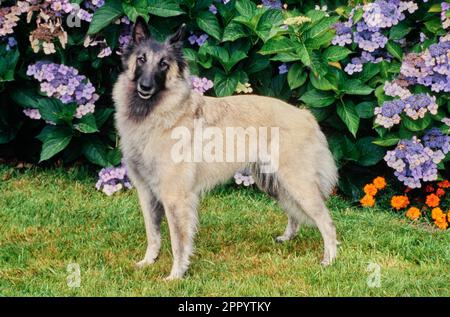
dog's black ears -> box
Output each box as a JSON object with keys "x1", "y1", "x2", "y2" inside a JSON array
[
  {"x1": 167, "y1": 23, "x2": 186, "y2": 47},
  {"x1": 133, "y1": 16, "x2": 150, "y2": 45}
]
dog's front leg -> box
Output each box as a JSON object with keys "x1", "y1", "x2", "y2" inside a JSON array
[
  {"x1": 162, "y1": 193, "x2": 198, "y2": 280},
  {"x1": 134, "y1": 181, "x2": 164, "y2": 269}
]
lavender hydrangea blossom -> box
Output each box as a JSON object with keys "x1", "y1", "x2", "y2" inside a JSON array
[
  {"x1": 26, "y1": 62, "x2": 98, "y2": 119},
  {"x1": 278, "y1": 63, "x2": 288, "y2": 74},
  {"x1": 374, "y1": 93, "x2": 438, "y2": 128},
  {"x1": 261, "y1": 0, "x2": 283, "y2": 10},
  {"x1": 96, "y1": 161, "x2": 133, "y2": 196},
  {"x1": 332, "y1": 0, "x2": 417, "y2": 75},
  {"x1": 384, "y1": 135, "x2": 444, "y2": 188},
  {"x1": 191, "y1": 76, "x2": 213, "y2": 95},
  {"x1": 188, "y1": 33, "x2": 209, "y2": 46},
  {"x1": 400, "y1": 38, "x2": 450, "y2": 93},
  {"x1": 234, "y1": 170, "x2": 255, "y2": 187}
]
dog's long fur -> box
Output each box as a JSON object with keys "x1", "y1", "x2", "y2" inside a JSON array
[{"x1": 113, "y1": 18, "x2": 338, "y2": 280}]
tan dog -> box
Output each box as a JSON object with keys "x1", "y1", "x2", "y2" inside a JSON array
[{"x1": 113, "y1": 17, "x2": 338, "y2": 280}]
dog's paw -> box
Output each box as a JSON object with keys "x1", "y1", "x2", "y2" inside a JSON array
[
  {"x1": 275, "y1": 235, "x2": 290, "y2": 243},
  {"x1": 164, "y1": 274, "x2": 183, "y2": 281},
  {"x1": 135, "y1": 259, "x2": 155, "y2": 269}
]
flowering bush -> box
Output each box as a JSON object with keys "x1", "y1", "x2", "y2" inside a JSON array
[
  {"x1": 360, "y1": 177, "x2": 449, "y2": 230},
  {"x1": 0, "y1": 0, "x2": 448, "y2": 199}
]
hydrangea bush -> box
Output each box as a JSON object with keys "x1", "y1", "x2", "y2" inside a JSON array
[{"x1": 0, "y1": 0, "x2": 448, "y2": 200}]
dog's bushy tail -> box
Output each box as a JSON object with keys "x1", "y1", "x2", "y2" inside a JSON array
[{"x1": 316, "y1": 130, "x2": 339, "y2": 199}]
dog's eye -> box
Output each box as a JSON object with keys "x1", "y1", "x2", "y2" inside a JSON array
[
  {"x1": 137, "y1": 56, "x2": 146, "y2": 64},
  {"x1": 159, "y1": 59, "x2": 168, "y2": 70}
]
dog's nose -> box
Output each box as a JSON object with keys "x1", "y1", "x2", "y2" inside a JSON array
[{"x1": 138, "y1": 83, "x2": 153, "y2": 92}]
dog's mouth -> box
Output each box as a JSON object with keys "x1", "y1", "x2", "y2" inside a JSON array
[{"x1": 137, "y1": 85, "x2": 155, "y2": 100}]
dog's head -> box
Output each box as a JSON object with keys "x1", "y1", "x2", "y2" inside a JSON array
[{"x1": 122, "y1": 16, "x2": 187, "y2": 100}]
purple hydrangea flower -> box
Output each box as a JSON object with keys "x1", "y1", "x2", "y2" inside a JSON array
[
  {"x1": 23, "y1": 108, "x2": 42, "y2": 120},
  {"x1": 278, "y1": 63, "x2": 288, "y2": 74},
  {"x1": 27, "y1": 62, "x2": 98, "y2": 119},
  {"x1": 6, "y1": 37, "x2": 17, "y2": 51},
  {"x1": 209, "y1": 4, "x2": 218, "y2": 15},
  {"x1": 374, "y1": 99, "x2": 405, "y2": 128},
  {"x1": 400, "y1": 37, "x2": 450, "y2": 93},
  {"x1": 423, "y1": 127, "x2": 450, "y2": 154},
  {"x1": 384, "y1": 135, "x2": 444, "y2": 188},
  {"x1": 188, "y1": 33, "x2": 209, "y2": 46},
  {"x1": 332, "y1": 22, "x2": 353, "y2": 46},
  {"x1": 191, "y1": 76, "x2": 213, "y2": 94},
  {"x1": 234, "y1": 170, "x2": 255, "y2": 186},
  {"x1": 261, "y1": 0, "x2": 282, "y2": 10},
  {"x1": 96, "y1": 161, "x2": 133, "y2": 196}
]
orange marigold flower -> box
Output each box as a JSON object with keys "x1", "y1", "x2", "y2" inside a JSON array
[
  {"x1": 425, "y1": 184, "x2": 435, "y2": 193},
  {"x1": 436, "y1": 188, "x2": 445, "y2": 197},
  {"x1": 425, "y1": 193, "x2": 440, "y2": 208},
  {"x1": 431, "y1": 207, "x2": 444, "y2": 220},
  {"x1": 373, "y1": 177, "x2": 386, "y2": 190},
  {"x1": 360, "y1": 194, "x2": 375, "y2": 207},
  {"x1": 437, "y1": 180, "x2": 450, "y2": 188},
  {"x1": 363, "y1": 184, "x2": 378, "y2": 196},
  {"x1": 391, "y1": 195, "x2": 409, "y2": 210},
  {"x1": 434, "y1": 214, "x2": 448, "y2": 230},
  {"x1": 406, "y1": 207, "x2": 421, "y2": 220}
]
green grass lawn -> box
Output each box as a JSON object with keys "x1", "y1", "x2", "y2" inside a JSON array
[{"x1": 0, "y1": 165, "x2": 448, "y2": 297}]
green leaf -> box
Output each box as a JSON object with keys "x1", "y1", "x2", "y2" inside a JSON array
[
  {"x1": 424, "y1": 18, "x2": 444, "y2": 34},
  {"x1": 306, "y1": 16, "x2": 339, "y2": 39},
  {"x1": 88, "y1": 0, "x2": 123, "y2": 35},
  {"x1": 310, "y1": 73, "x2": 337, "y2": 91},
  {"x1": 0, "y1": 49, "x2": 19, "y2": 81},
  {"x1": 214, "y1": 71, "x2": 239, "y2": 97},
  {"x1": 386, "y1": 41, "x2": 403, "y2": 61},
  {"x1": 300, "y1": 89, "x2": 336, "y2": 108},
  {"x1": 10, "y1": 89, "x2": 41, "y2": 108},
  {"x1": 197, "y1": 11, "x2": 222, "y2": 41},
  {"x1": 342, "y1": 79, "x2": 374, "y2": 95},
  {"x1": 270, "y1": 52, "x2": 301, "y2": 62},
  {"x1": 122, "y1": 0, "x2": 149, "y2": 23},
  {"x1": 402, "y1": 116, "x2": 432, "y2": 132},
  {"x1": 259, "y1": 37, "x2": 295, "y2": 55},
  {"x1": 356, "y1": 137, "x2": 385, "y2": 166},
  {"x1": 287, "y1": 64, "x2": 307, "y2": 89},
  {"x1": 146, "y1": 0, "x2": 184, "y2": 17},
  {"x1": 323, "y1": 46, "x2": 352, "y2": 62},
  {"x1": 246, "y1": 54, "x2": 270, "y2": 74},
  {"x1": 82, "y1": 138, "x2": 110, "y2": 166},
  {"x1": 373, "y1": 134, "x2": 400, "y2": 147},
  {"x1": 37, "y1": 99, "x2": 77, "y2": 124},
  {"x1": 74, "y1": 114, "x2": 98, "y2": 133},
  {"x1": 337, "y1": 101, "x2": 360, "y2": 137},
  {"x1": 37, "y1": 126, "x2": 73, "y2": 162},
  {"x1": 255, "y1": 9, "x2": 283, "y2": 42},
  {"x1": 355, "y1": 63, "x2": 380, "y2": 83},
  {"x1": 355, "y1": 101, "x2": 375, "y2": 119},
  {"x1": 94, "y1": 108, "x2": 114, "y2": 128},
  {"x1": 223, "y1": 21, "x2": 247, "y2": 42},
  {"x1": 235, "y1": 0, "x2": 256, "y2": 18},
  {"x1": 296, "y1": 42, "x2": 312, "y2": 66},
  {"x1": 389, "y1": 24, "x2": 411, "y2": 40}
]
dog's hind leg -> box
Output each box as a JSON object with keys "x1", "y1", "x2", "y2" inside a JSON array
[
  {"x1": 275, "y1": 213, "x2": 299, "y2": 243},
  {"x1": 161, "y1": 192, "x2": 198, "y2": 280},
  {"x1": 133, "y1": 181, "x2": 164, "y2": 269},
  {"x1": 278, "y1": 173, "x2": 337, "y2": 266}
]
